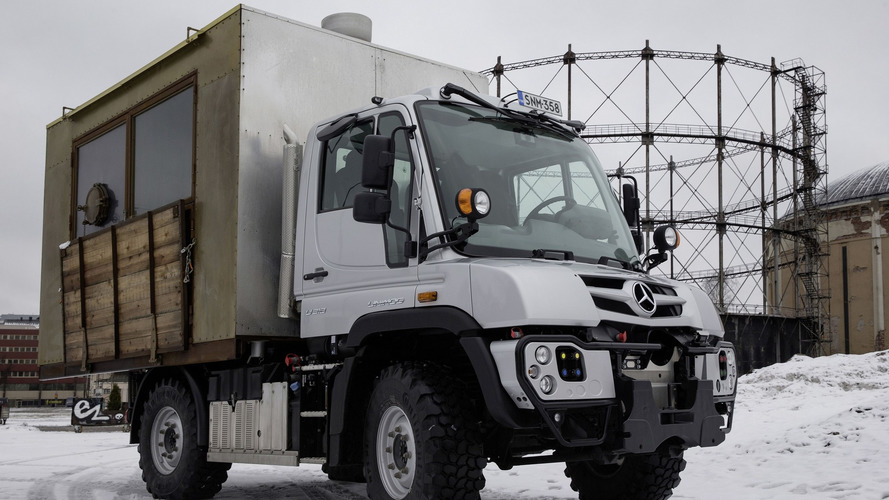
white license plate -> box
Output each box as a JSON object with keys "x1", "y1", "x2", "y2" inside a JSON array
[{"x1": 517, "y1": 90, "x2": 563, "y2": 116}]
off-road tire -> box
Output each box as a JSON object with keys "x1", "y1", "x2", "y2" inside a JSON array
[
  {"x1": 364, "y1": 363, "x2": 486, "y2": 500},
  {"x1": 564, "y1": 451, "x2": 686, "y2": 500},
  {"x1": 138, "y1": 379, "x2": 231, "y2": 499}
]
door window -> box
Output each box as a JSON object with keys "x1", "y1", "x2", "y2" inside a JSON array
[
  {"x1": 317, "y1": 112, "x2": 414, "y2": 267},
  {"x1": 319, "y1": 120, "x2": 374, "y2": 211}
]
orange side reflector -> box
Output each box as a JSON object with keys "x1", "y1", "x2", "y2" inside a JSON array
[{"x1": 418, "y1": 291, "x2": 438, "y2": 303}]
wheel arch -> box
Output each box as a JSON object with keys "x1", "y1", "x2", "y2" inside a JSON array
[
  {"x1": 129, "y1": 366, "x2": 208, "y2": 447},
  {"x1": 327, "y1": 307, "x2": 483, "y2": 473}
]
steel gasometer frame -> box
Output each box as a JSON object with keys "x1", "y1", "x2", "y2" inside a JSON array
[{"x1": 482, "y1": 42, "x2": 829, "y2": 355}]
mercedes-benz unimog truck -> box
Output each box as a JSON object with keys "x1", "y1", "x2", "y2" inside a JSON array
[{"x1": 39, "y1": 6, "x2": 737, "y2": 500}]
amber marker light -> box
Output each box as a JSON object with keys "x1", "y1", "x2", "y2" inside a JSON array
[
  {"x1": 455, "y1": 188, "x2": 491, "y2": 220},
  {"x1": 417, "y1": 291, "x2": 438, "y2": 303},
  {"x1": 457, "y1": 188, "x2": 474, "y2": 216}
]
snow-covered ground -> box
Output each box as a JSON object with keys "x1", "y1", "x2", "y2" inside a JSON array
[{"x1": 2, "y1": 351, "x2": 888, "y2": 499}]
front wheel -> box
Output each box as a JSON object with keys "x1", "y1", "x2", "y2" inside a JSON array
[
  {"x1": 138, "y1": 379, "x2": 230, "y2": 499},
  {"x1": 364, "y1": 363, "x2": 486, "y2": 500},
  {"x1": 564, "y1": 451, "x2": 686, "y2": 500}
]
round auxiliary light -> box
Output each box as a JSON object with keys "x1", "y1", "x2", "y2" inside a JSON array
[
  {"x1": 455, "y1": 188, "x2": 491, "y2": 220},
  {"x1": 653, "y1": 225, "x2": 680, "y2": 252},
  {"x1": 535, "y1": 346, "x2": 552, "y2": 365},
  {"x1": 474, "y1": 190, "x2": 490, "y2": 216},
  {"x1": 528, "y1": 365, "x2": 540, "y2": 379},
  {"x1": 540, "y1": 375, "x2": 555, "y2": 395}
]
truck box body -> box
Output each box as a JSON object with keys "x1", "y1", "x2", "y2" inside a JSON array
[{"x1": 39, "y1": 5, "x2": 487, "y2": 378}]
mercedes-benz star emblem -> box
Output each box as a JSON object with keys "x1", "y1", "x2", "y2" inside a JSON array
[{"x1": 632, "y1": 282, "x2": 657, "y2": 316}]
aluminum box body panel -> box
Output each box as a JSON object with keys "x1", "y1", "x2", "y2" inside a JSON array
[{"x1": 39, "y1": 5, "x2": 487, "y2": 370}]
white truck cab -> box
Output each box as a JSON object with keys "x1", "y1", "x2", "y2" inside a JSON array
[{"x1": 278, "y1": 82, "x2": 737, "y2": 498}]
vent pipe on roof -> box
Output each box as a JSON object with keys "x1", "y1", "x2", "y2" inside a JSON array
[{"x1": 321, "y1": 13, "x2": 372, "y2": 43}]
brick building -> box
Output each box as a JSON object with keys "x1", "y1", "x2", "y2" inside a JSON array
[{"x1": 0, "y1": 314, "x2": 86, "y2": 406}]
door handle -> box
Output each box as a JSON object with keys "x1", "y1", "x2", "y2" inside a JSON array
[{"x1": 303, "y1": 269, "x2": 329, "y2": 281}]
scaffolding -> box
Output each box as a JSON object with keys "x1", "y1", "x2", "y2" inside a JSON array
[{"x1": 483, "y1": 43, "x2": 829, "y2": 355}]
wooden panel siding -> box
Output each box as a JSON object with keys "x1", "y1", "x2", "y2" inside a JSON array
[{"x1": 60, "y1": 200, "x2": 193, "y2": 367}]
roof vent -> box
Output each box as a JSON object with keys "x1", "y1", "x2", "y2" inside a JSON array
[{"x1": 321, "y1": 13, "x2": 372, "y2": 43}]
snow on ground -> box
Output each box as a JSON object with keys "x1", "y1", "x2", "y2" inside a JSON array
[{"x1": 1, "y1": 351, "x2": 888, "y2": 499}]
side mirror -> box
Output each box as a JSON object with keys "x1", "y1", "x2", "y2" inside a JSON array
[
  {"x1": 621, "y1": 183, "x2": 639, "y2": 227},
  {"x1": 361, "y1": 135, "x2": 394, "y2": 189},
  {"x1": 352, "y1": 192, "x2": 391, "y2": 224}
]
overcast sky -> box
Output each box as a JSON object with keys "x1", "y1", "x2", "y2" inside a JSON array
[{"x1": 1, "y1": 0, "x2": 887, "y2": 315}]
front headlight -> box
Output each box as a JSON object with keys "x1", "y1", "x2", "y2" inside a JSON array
[
  {"x1": 535, "y1": 346, "x2": 552, "y2": 365},
  {"x1": 540, "y1": 375, "x2": 555, "y2": 395}
]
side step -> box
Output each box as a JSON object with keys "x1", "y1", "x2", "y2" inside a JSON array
[{"x1": 207, "y1": 450, "x2": 301, "y2": 466}]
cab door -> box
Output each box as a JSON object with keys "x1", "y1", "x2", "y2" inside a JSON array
[{"x1": 299, "y1": 106, "x2": 419, "y2": 338}]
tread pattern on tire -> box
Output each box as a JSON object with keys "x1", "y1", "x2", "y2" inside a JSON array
[
  {"x1": 565, "y1": 451, "x2": 686, "y2": 500},
  {"x1": 365, "y1": 362, "x2": 487, "y2": 500},
  {"x1": 138, "y1": 378, "x2": 230, "y2": 500}
]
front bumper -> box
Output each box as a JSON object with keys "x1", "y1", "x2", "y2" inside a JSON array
[{"x1": 490, "y1": 335, "x2": 735, "y2": 451}]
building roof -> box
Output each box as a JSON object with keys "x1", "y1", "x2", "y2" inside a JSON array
[
  {"x1": 0, "y1": 314, "x2": 39, "y2": 326},
  {"x1": 823, "y1": 161, "x2": 889, "y2": 208}
]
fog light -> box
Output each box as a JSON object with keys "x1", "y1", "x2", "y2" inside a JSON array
[
  {"x1": 535, "y1": 346, "x2": 552, "y2": 365},
  {"x1": 528, "y1": 365, "x2": 540, "y2": 379},
  {"x1": 540, "y1": 375, "x2": 555, "y2": 394},
  {"x1": 555, "y1": 346, "x2": 584, "y2": 381}
]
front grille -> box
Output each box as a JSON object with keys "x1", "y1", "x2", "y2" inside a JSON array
[
  {"x1": 592, "y1": 297, "x2": 635, "y2": 316},
  {"x1": 581, "y1": 274, "x2": 684, "y2": 318},
  {"x1": 653, "y1": 304, "x2": 683, "y2": 317},
  {"x1": 580, "y1": 276, "x2": 623, "y2": 289}
]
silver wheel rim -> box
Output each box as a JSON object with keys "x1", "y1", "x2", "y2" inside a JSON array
[
  {"x1": 376, "y1": 405, "x2": 416, "y2": 499},
  {"x1": 150, "y1": 406, "x2": 182, "y2": 475}
]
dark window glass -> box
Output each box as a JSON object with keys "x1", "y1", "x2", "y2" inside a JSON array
[
  {"x1": 319, "y1": 120, "x2": 374, "y2": 211},
  {"x1": 133, "y1": 87, "x2": 194, "y2": 214},
  {"x1": 76, "y1": 123, "x2": 126, "y2": 235}
]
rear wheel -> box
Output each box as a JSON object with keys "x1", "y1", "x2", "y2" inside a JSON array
[
  {"x1": 564, "y1": 451, "x2": 685, "y2": 500},
  {"x1": 364, "y1": 363, "x2": 486, "y2": 500},
  {"x1": 138, "y1": 379, "x2": 230, "y2": 499}
]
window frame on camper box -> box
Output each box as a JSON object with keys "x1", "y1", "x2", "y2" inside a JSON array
[{"x1": 70, "y1": 74, "x2": 198, "y2": 239}]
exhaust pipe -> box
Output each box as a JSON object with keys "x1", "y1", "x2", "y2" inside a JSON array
[{"x1": 278, "y1": 124, "x2": 302, "y2": 318}]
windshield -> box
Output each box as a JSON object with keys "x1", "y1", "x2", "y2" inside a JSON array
[{"x1": 416, "y1": 101, "x2": 640, "y2": 266}]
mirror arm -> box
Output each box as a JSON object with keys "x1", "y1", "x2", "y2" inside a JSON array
[
  {"x1": 419, "y1": 221, "x2": 479, "y2": 261},
  {"x1": 385, "y1": 218, "x2": 416, "y2": 258},
  {"x1": 389, "y1": 125, "x2": 417, "y2": 143}
]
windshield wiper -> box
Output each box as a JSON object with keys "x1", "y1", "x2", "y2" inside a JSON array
[
  {"x1": 440, "y1": 83, "x2": 582, "y2": 139},
  {"x1": 597, "y1": 255, "x2": 644, "y2": 272},
  {"x1": 468, "y1": 115, "x2": 575, "y2": 141},
  {"x1": 532, "y1": 249, "x2": 575, "y2": 261}
]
